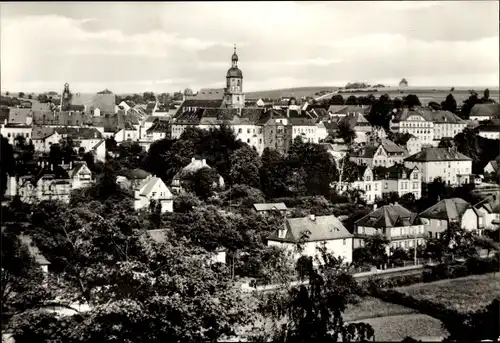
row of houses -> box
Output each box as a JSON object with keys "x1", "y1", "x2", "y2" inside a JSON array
[{"x1": 265, "y1": 194, "x2": 499, "y2": 263}]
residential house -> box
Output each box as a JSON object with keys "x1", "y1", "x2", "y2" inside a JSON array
[
  {"x1": 143, "y1": 120, "x2": 171, "y2": 142},
  {"x1": 16, "y1": 163, "x2": 73, "y2": 204},
  {"x1": 90, "y1": 139, "x2": 106, "y2": 163},
  {"x1": 474, "y1": 194, "x2": 500, "y2": 230},
  {"x1": 171, "y1": 157, "x2": 225, "y2": 194},
  {"x1": 145, "y1": 101, "x2": 159, "y2": 116},
  {"x1": 374, "y1": 165, "x2": 422, "y2": 199},
  {"x1": 338, "y1": 112, "x2": 372, "y2": 144},
  {"x1": 134, "y1": 175, "x2": 174, "y2": 213},
  {"x1": 31, "y1": 127, "x2": 61, "y2": 152},
  {"x1": 419, "y1": 198, "x2": 480, "y2": 238},
  {"x1": 469, "y1": 103, "x2": 500, "y2": 121},
  {"x1": 390, "y1": 108, "x2": 434, "y2": 146},
  {"x1": 319, "y1": 142, "x2": 348, "y2": 164},
  {"x1": 404, "y1": 147, "x2": 472, "y2": 185},
  {"x1": 267, "y1": 214, "x2": 353, "y2": 263},
  {"x1": 342, "y1": 165, "x2": 383, "y2": 204},
  {"x1": 327, "y1": 105, "x2": 369, "y2": 118},
  {"x1": 253, "y1": 202, "x2": 288, "y2": 215},
  {"x1": 289, "y1": 116, "x2": 318, "y2": 143},
  {"x1": 354, "y1": 203, "x2": 425, "y2": 253},
  {"x1": 477, "y1": 120, "x2": 500, "y2": 140},
  {"x1": 351, "y1": 139, "x2": 407, "y2": 168},
  {"x1": 71, "y1": 92, "x2": 116, "y2": 114},
  {"x1": 1, "y1": 122, "x2": 32, "y2": 145},
  {"x1": 426, "y1": 109, "x2": 466, "y2": 144},
  {"x1": 67, "y1": 161, "x2": 93, "y2": 190},
  {"x1": 484, "y1": 158, "x2": 499, "y2": 175},
  {"x1": 146, "y1": 229, "x2": 226, "y2": 264},
  {"x1": 7, "y1": 108, "x2": 33, "y2": 125}
]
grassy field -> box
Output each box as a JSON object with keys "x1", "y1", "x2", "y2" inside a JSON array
[
  {"x1": 397, "y1": 273, "x2": 500, "y2": 314},
  {"x1": 245, "y1": 86, "x2": 339, "y2": 100},
  {"x1": 351, "y1": 314, "x2": 448, "y2": 341},
  {"x1": 344, "y1": 296, "x2": 417, "y2": 322}
]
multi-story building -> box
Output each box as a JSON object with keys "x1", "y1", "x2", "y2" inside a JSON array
[
  {"x1": 133, "y1": 175, "x2": 174, "y2": 213},
  {"x1": 419, "y1": 198, "x2": 480, "y2": 238},
  {"x1": 477, "y1": 121, "x2": 500, "y2": 140},
  {"x1": 345, "y1": 165, "x2": 383, "y2": 204},
  {"x1": 267, "y1": 214, "x2": 353, "y2": 264},
  {"x1": 469, "y1": 103, "x2": 500, "y2": 121},
  {"x1": 354, "y1": 203, "x2": 426, "y2": 253},
  {"x1": 1, "y1": 122, "x2": 32, "y2": 145},
  {"x1": 404, "y1": 147, "x2": 472, "y2": 185},
  {"x1": 374, "y1": 165, "x2": 422, "y2": 199},
  {"x1": 390, "y1": 108, "x2": 434, "y2": 146},
  {"x1": 351, "y1": 139, "x2": 407, "y2": 168},
  {"x1": 338, "y1": 112, "x2": 372, "y2": 144}
]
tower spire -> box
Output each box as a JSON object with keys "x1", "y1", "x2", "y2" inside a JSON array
[{"x1": 234, "y1": 44, "x2": 236, "y2": 53}]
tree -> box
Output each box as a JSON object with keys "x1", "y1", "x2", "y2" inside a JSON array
[
  {"x1": 428, "y1": 101, "x2": 442, "y2": 111},
  {"x1": 27, "y1": 94, "x2": 32, "y2": 100},
  {"x1": 393, "y1": 97, "x2": 403, "y2": 109},
  {"x1": 13, "y1": 204, "x2": 253, "y2": 342},
  {"x1": 18, "y1": 92, "x2": 25, "y2": 98},
  {"x1": 260, "y1": 148, "x2": 288, "y2": 199},
  {"x1": 460, "y1": 92, "x2": 481, "y2": 119},
  {"x1": 330, "y1": 94, "x2": 345, "y2": 106},
  {"x1": 367, "y1": 94, "x2": 394, "y2": 130},
  {"x1": 229, "y1": 145, "x2": 262, "y2": 188},
  {"x1": 0, "y1": 135, "x2": 14, "y2": 199},
  {"x1": 337, "y1": 120, "x2": 356, "y2": 146},
  {"x1": 345, "y1": 95, "x2": 359, "y2": 105},
  {"x1": 483, "y1": 88, "x2": 490, "y2": 102},
  {"x1": 441, "y1": 94, "x2": 458, "y2": 114},
  {"x1": 1, "y1": 228, "x2": 51, "y2": 327},
  {"x1": 6, "y1": 91, "x2": 9, "y2": 96},
  {"x1": 438, "y1": 138, "x2": 454, "y2": 148},
  {"x1": 184, "y1": 88, "x2": 193, "y2": 96},
  {"x1": 364, "y1": 234, "x2": 390, "y2": 268},
  {"x1": 403, "y1": 94, "x2": 421, "y2": 108},
  {"x1": 254, "y1": 247, "x2": 374, "y2": 342}
]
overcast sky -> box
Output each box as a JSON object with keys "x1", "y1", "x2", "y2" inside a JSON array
[{"x1": 1, "y1": 1, "x2": 499, "y2": 94}]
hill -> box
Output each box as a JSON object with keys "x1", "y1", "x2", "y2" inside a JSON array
[{"x1": 245, "y1": 86, "x2": 340, "y2": 100}]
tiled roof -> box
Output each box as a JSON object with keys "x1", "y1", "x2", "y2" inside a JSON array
[
  {"x1": 138, "y1": 176, "x2": 172, "y2": 199},
  {"x1": 352, "y1": 145, "x2": 378, "y2": 158},
  {"x1": 327, "y1": 105, "x2": 348, "y2": 113},
  {"x1": 33, "y1": 111, "x2": 93, "y2": 127},
  {"x1": 54, "y1": 127, "x2": 103, "y2": 140},
  {"x1": 72, "y1": 93, "x2": 116, "y2": 114},
  {"x1": 374, "y1": 165, "x2": 415, "y2": 180},
  {"x1": 478, "y1": 122, "x2": 500, "y2": 132},
  {"x1": 474, "y1": 194, "x2": 500, "y2": 214},
  {"x1": 8, "y1": 108, "x2": 32, "y2": 124},
  {"x1": 404, "y1": 148, "x2": 472, "y2": 162},
  {"x1": 395, "y1": 108, "x2": 465, "y2": 124},
  {"x1": 173, "y1": 108, "x2": 205, "y2": 124},
  {"x1": 380, "y1": 138, "x2": 406, "y2": 153},
  {"x1": 179, "y1": 99, "x2": 224, "y2": 110},
  {"x1": 338, "y1": 112, "x2": 371, "y2": 128},
  {"x1": 419, "y1": 198, "x2": 472, "y2": 220},
  {"x1": 146, "y1": 120, "x2": 170, "y2": 133},
  {"x1": 268, "y1": 215, "x2": 352, "y2": 243},
  {"x1": 146, "y1": 229, "x2": 170, "y2": 243},
  {"x1": 356, "y1": 204, "x2": 418, "y2": 228},
  {"x1": 253, "y1": 203, "x2": 288, "y2": 211},
  {"x1": 31, "y1": 102, "x2": 52, "y2": 112},
  {"x1": 470, "y1": 103, "x2": 500, "y2": 118},
  {"x1": 32, "y1": 126, "x2": 56, "y2": 140},
  {"x1": 192, "y1": 88, "x2": 225, "y2": 100},
  {"x1": 486, "y1": 160, "x2": 499, "y2": 173},
  {"x1": 288, "y1": 117, "x2": 317, "y2": 126}
]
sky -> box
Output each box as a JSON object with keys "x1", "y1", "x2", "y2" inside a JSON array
[{"x1": 1, "y1": 1, "x2": 499, "y2": 94}]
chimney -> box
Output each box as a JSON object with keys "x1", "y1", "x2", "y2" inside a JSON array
[
  {"x1": 373, "y1": 204, "x2": 378, "y2": 211},
  {"x1": 202, "y1": 159, "x2": 207, "y2": 166},
  {"x1": 50, "y1": 164, "x2": 54, "y2": 171},
  {"x1": 309, "y1": 214, "x2": 316, "y2": 221},
  {"x1": 393, "y1": 201, "x2": 398, "y2": 206},
  {"x1": 191, "y1": 157, "x2": 195, "y2": 163},
  {"x1": 69, "y1": 161, "x2": 73, "y2": 170}
]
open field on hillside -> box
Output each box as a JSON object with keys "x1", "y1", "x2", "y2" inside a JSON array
[
  {"x1": 350, "y1": 314, "x2": 448, "y2": 341},
  {"x1": 344, "y1": 296, "x2": 417, "y2": 321},
  {"x1": 397, "y1": 273, "x2": 500, "y2": 314},
  {"x1": 245, "y1": 86, "x2": 339, "y2": 99}
]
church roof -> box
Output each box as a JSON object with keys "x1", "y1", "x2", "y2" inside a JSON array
[{"x1": 226, "y1": 67, "x2": 243, "y2": 78}]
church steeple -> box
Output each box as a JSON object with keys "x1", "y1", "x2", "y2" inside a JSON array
[{"x1": 231, "y1": 44, "x2": 238, "y2": 67}]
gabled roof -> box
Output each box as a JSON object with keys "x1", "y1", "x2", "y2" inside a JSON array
[
  {"x1": 253, "y1": 203, "x2": 288, "y2": 211},
  {"x1": 54, "y1": 127, "x2": 103, "y2": 140},
  {"x1": 470, "y1": 103, "x2": 500, "y2": 118},
  {"x1": 338, "y1": 112, "x2": 371, "y2": 128},
  {"x1": 356, "y1": 204, "x2": 419, "y2": 228},
  {"x1": 374, "y1": 164, "x2": 416, "y2": 180},
  {"x1": 192, "y1": 88, "x2": 225, "y2": 100},
  {"x1": 68, "y1": 161, "x2": 91, "y2": 178},
  {"x1": 288, "y1": 117, "x2": 317, "y2": 126},
  {"x1": 404, "y1": 148, "x2": 472, "y2": 162},
  {"x1": 173, "y1": 108, "x2": 205, "y2": 124},
  {"x1": 327, "y1": 105, "x2": 348, "y2": 113},
  {"x1": 178, "y1": 99, "x2": 224, "y2": 110},
  {"x1": 8, "y1": 108, "x2": 32, "y2": 124},
  {"x1": 474, "y1": 194, "x2": 500, "y2": 214},
  {"x1": 268, "y1": 215, "x2": 352, "y2": 243},
  {"x1": 72, "y1": 93, "x2": 116, "y2": 114},
  {"x1": 137, "y1": 176, "x2": 173, "y2": 199},
  {"x1": 146, "y1": 120, "x2": 170, "y2": 133},
  {"x1": 380, "y1": 138, "x2": 406, "y2": 154},
  {"x1": 486, "y1": 160, "x2": 499, "y2": 173},
  {"x1": 32, "y1": 126, "x2": 56, "y2": 140},
  {"x1": 394, "y1": 108, "x2": 465, "y2": 124},
  {"x1": 419, "y1": 198, "x2": 472, "y2": 220}
]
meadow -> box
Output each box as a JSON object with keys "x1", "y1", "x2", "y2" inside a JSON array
[{"x1": 396, "y1": 273, "x2": 500, "y2": 314}]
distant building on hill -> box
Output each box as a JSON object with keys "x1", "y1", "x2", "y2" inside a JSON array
[{"x1": 399, "y1": 78, "x2": 408, "y2": 88}]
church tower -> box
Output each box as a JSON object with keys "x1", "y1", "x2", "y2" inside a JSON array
[
  {"x1": 61, "y1": 82, "x2": 72, "y2": 110},
  {"x1": 224, "y1": 45, "x2": 245, "y2": 109}
]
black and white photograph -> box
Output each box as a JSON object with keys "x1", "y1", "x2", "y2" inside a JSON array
[{"x1": 1, "y1": 1, "x2": 499, "y2": 342}]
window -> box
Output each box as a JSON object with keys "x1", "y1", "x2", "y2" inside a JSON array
[
  {"x1": 152, "y1": 192, "x2": 156, "y2": 197},
  {"x1": 259, "y1": 139, "x2": 262, "y2": 144},
  {"x1": 247, "y1": 139, "x2": 250, "y2": 143},
  {"x1": 238, "y1": 128, "x2": 242, "y2": 133},
  {"x1": 343, "y1": 239, "x2": 346, "y2": 245},
  {"x1": 384, "y1": 183, "x2": 388, "y2": 189},
  {"x1": 259, "y1": 128, "x2": 262, "y2": 134},
  {"x1": 247, "y1": 129, "x2": 251, "y2": 133},
  {"x1": 413, "y1": 172, "x2": 418, "y2": 179},
  {"x1": 237, "y1": 96, "x2": 240, "y2": 101},
  {"x1": 7, "y1": 133, "x2": 10, "y2": 137}
]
